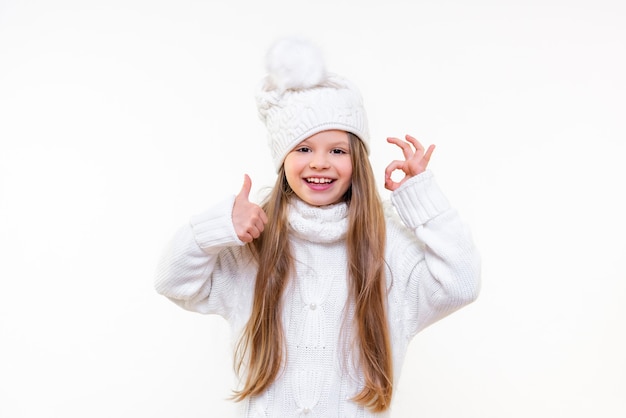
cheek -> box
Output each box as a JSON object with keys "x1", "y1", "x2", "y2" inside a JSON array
[
  {"x1": 341, "y1": 160, "x2": 353, "y2": 179},
  {"x1": 285, "y1": 171, "x2": 298, "y2": 190},
  {"x1": 283, "y1": 159, "x2": 301, "y2": 186}
]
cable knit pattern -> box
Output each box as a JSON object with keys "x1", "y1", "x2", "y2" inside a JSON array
[
  {"x1": 155, "y1": 171, "x2": 481, "y2": 417},
  {"x1": 257, "y1": 78, "x2": 370, "y2": 172},
  {"x1": 288, "y1": 197, "x2": 348, "y2": 243}
]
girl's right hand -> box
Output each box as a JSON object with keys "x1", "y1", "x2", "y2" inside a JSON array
[{"x1": 232, "y1": 174, "x2": 268, "y2": 243}]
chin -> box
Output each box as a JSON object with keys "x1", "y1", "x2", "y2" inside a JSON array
[{"x1": 307, "y1": 197, "x2": 341, "y2": 207}]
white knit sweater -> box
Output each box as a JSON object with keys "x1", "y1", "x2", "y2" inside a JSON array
[{"x1": 155, "y1": 170, "x2": 481, "y2": 418}]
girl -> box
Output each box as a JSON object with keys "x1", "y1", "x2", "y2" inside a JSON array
[{"x1": 155, "y1": 38, "x2": 480, "y2": 417}]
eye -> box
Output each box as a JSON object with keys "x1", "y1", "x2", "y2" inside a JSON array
[
  {"x1": 331, "y1": 148, "x2": 347, "y2": 154},
  {"x1": 295, "y1": 146, "x2": 312, "y2": 153}
]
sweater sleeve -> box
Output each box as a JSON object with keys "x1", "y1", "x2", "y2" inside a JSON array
[
  {"x1": 389, "y1": 170, "x2": 481, "y2": 336},
  {"x1": 154, "y1": 195, "x2": 251, "y2": 316}
]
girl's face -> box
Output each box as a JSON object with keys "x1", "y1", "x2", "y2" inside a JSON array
[{"x1": 284, "y1": 130, "x2": 353, "y2": 207}]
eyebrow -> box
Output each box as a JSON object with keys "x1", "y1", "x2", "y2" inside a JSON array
[{"x1": 299, "y1": 140, "x2": 350, "y2": 148}]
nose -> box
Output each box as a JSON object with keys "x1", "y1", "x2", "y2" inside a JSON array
[{"x1": 309, "y1": 152, "x2": 330, "y2": 169}]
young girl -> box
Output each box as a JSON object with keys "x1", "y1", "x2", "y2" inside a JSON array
[{"x1": 155, "y1": 38, "x2": 480, "y2": 417}]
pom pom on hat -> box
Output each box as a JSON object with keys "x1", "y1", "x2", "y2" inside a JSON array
[
  {"x1": 257, "y1": 37, "x2": 370, "y2": 172},
  {"x1": 265, "y1": 37, "x2": 326, "y2": 92}
]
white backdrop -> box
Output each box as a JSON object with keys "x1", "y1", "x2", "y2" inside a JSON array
[{"x1": 1, "y1": 0, "x2": 625, "y2": 417}]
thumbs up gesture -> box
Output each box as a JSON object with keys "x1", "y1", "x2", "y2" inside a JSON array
[{"x1": 232, "y1": 174, "x2": 269, "y2": 243}]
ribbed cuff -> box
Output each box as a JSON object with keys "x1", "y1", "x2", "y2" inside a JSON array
[
  {"x1": 190, "y1": 195, "x2": 245, "y2": 249},
  {"x1": 390, "y1": 170, "x2": 451, "y2": 229}
]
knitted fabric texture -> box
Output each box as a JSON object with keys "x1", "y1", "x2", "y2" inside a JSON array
[
  {"x1": 154, "y1": 171, "x2": 481, "y2": 418},
  {"x1": 287, "y1": 198, "x2": 348, "y2": 243},
  {"x1": 256, "y1": 38, "x2": 370, "y2": 171}
]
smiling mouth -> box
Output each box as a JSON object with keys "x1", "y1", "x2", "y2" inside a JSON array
[{"x1": 306, "y1": 177, "x2": 334, "y2": 184}]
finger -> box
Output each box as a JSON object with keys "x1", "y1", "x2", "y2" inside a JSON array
[
  {"x1": 387, "y1": 137, "x2": 414, "y2": 160},
  {"x1": 385, "y1": 160, "x2": 405, "y2": 179},
  {"x1": 237, "y1": 174, "x2": 252, "y2": 201},
  {"x1": 241, "y1": 223, "x2": 261, "y2": 241},
  {"x1": 405, "y1": 135, "x2": 425, "y2": 153},
  {"x1": 238, "y1": 232, "x2": 253, "y2": 243},
  {"x1": 423, "y1": 144, "x2": 436, "y2": 163},
  {"x1": 259, "y1": 208, "x2": 268, "y2": 225},
  {"x1": 253, "y1": 217, "x2": 266, "y2": 234},
  {"x1": 248, "y1": 226, "x2": 261, "y2": 239},
  {"x1": 249, "y1": 208, "x2": 268, "y2": 228},
  {"x1": 384, "y1": 160, "x2": 407, "y2": 191},
  {"x1": 384, "y1": 175, "x2": 399, "y2": 191}
]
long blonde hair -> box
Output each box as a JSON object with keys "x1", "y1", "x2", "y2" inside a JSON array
[{"x1": 233, "y1": 133, "x2": 393, "y2": 411}]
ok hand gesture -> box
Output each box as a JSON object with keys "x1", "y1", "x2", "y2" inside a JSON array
[
  {"x1": 232, "y1": 174, "x2": 268, "y2": 243},
  {"x1": 384, "y1": 135, "x2": 435, "y2": 191}
]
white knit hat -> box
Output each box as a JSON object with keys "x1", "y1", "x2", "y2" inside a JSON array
[{"x1": 256, "y1": 37, "x2": 370, "y2": 172}]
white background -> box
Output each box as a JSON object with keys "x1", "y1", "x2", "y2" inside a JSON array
[{"x1": 1, "y1": 0, "x2": 625, "y2": 417}]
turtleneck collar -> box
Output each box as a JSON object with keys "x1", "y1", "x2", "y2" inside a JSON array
[{"x1": 287, "y1": 198, "x2": 348, "y2": 244}]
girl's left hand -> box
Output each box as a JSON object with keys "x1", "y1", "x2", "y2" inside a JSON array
[{"x1": 384, "y1": 135, "x2": 435, "y2": 191}]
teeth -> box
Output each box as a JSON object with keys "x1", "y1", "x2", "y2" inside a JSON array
[{"x1": 307, "y1": 177, "x2": 332, "y2": 184}]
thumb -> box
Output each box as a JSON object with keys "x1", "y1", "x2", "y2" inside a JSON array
[{"x1": 237, "y1": 174, "x2": 252, "y2": 201}]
